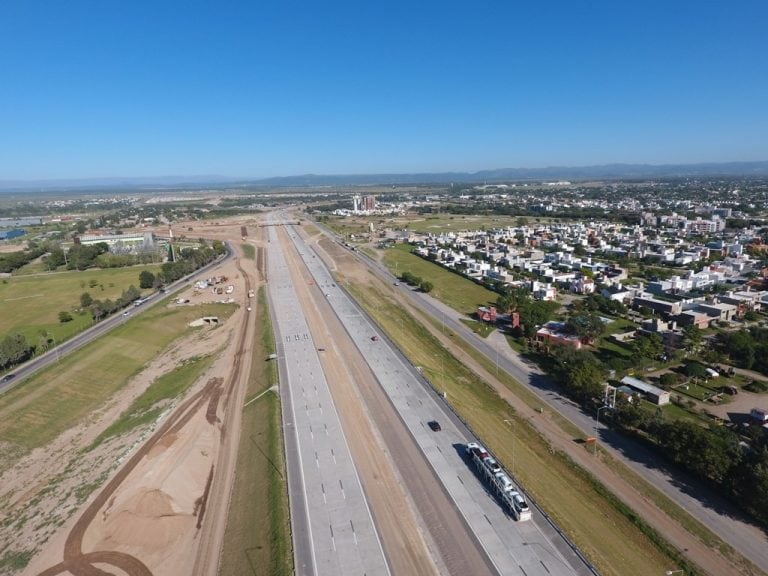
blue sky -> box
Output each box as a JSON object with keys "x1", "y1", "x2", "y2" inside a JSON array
[{"x1": 1, "y1": 1, "x2": 767, "y2": 179}]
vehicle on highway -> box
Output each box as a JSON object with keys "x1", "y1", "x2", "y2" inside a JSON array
[
  {"x1": 466, "y1": 442, "x2": 531, "y2": 521},
  {"x1": 122, "y1": 311, "x2": 130, "y2": 316},
  {"x1": 428, "y1": 420, "x2": 441, "y2": 432},
  {"x1": 371, "y1": 335, "x2": 379, "y2": 341},
  {"x1": 1, "y1": 374, "x2": 16, "y2": 383}
]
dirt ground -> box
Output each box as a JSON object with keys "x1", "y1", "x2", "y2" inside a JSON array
[
  {"x1": 306, "y1": 231, "x2": 759, "y2": 576},
  {"x1": 11, "y1": 211, "x2": 755, "y2": 576},
  {"x1": 16, "y1": 217, "x2": 256, "y2": 576},
  {"x1": 278, "y1": 226, "x2": 443, "y2": 576},
  {"x1": 10, "y1": 214, "x2": 441, "y2": 576}
]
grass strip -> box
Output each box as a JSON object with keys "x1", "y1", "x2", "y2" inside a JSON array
[
  {"x1": 88, "y1": 353, "x2": 216, "y2": 450},
  {"x1": 381, "y1": 267, "x2": 754, "y2": 571},
  {"x1": 459, "y1": 317, "x2": 496, "y2": 338},
  {"x1": 241, "y1": 243, "x2": 256, "y2": 260},
  {"x1": 0, "y1": 303, "x2": 235, "y2": 468},
  {"x1": 409, "y1": 290, "x2": 760, "y2": 573},
  {"x1": 218, "y1": 286, "x2": 292, "y2": 576},
  {"x1": 347, "y1": 281, "x2": 696, "y2": 576},
  {"x1": 381, "y1": 244, "x2": 497, "y2": 315}
]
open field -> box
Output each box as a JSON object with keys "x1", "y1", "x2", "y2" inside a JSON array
[
  {"x1": 241, "y1": 242, "x2": 256, "y2": 259},
  {"x1": 219, "y1": 287, "x2": 292, "y2": 576},
  {"x1": 324, "y1": 213, "x2": 544, "y2": 237},
  {"x1": 382, "y1": 245, "x2": 497, "y2": 315},
  {"x1": 0, "y1": 301, "x2": 234, "y2": 467},
  {"x1": 89, "y1": 353, "x2": 217, "y2": 450},
  {"x1": 0, "y1": 265, "x2": 160, "y2": 345},
  {"x1": 347, "y1": 281, "x2": 692, "y2": 576}
]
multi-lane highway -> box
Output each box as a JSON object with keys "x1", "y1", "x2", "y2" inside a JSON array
[
  {"x1": 266, "y1": 224, "x2": 390, "y2": 576},
  {"x1": 310, "y1": 220, "x2": 768, "y2": 574},
  {"x1": 283, "y1": 224, "x2": 594, "y2": 576}
]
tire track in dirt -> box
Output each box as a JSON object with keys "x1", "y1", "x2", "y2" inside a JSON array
[{"x1": 36, "y1": 254, "x2": 255, "y2": 576}]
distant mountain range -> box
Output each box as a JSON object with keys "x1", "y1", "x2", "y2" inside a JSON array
[{"x1": 2, "y1": 160, "x2": 768, "y2": 191}]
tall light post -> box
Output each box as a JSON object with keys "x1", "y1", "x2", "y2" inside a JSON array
[{"x1": 595, "y1": 405, "x2": 611, "y2": 455}]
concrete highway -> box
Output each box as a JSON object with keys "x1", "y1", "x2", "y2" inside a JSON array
[
  {"x1": 316, "y1": 224, "x2": 768, "y2": 574},
  {"x1": 285, "y1": 225, "x2": 593, "y2": 576},
  {"x1": 0, "y1": 246, "x2": 232, "y2": 395},
  {"x1": 266, "y1": 224, "x2": 390, "y2": 576}
]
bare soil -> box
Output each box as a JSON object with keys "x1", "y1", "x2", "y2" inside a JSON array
[
  {"x1": 15, "y1": 221, "x2": 255, "y2": 576},
  {"x1": 307, "y1": 230, "x2": 758, "y2": 576}
]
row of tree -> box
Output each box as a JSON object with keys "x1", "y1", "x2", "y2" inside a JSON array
[
  {"x1": 0, "y1": 243, "x2": 48, "y2": 273},
  {"x1": 160, "y1": 242, "x2": 225, "y2": 283},
  {"x1": 79, "y1": 285, "x2": 142, "y2": 321},
  {"x1": 495, "y1": 286, "x2": 560, "y2": 337},
  {"x1": 0, "y1": 333, "x2": 34, "y2": 371},
  {"x1": 399, "y1": 271, "x2": 434, "y2": 293},
  {"x1": 715, "y1": 326, "x2": 768, "y2": 376},
  {"x1": 610, "y1": 398, "x2": 768, "y2": 526},
  {"x1": 543, "y1": 340, "x2": 768, "y2": 526}
]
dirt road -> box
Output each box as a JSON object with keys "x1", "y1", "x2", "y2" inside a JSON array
[
  {"x1": 278, "y1": 226, "x2": 448, "y2": 576},
  {"x1": 286, "y1": 226, "x2": 498, "y2": 576},
  {"x1": 303, "y1": 232, "x2": 756, "y2": 576},
  {"x1": 29, "y1": 238, "x2": 257, "y2": 576}
]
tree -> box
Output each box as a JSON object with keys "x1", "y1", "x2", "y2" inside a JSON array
[
  {"x1": 564, "y1": 313, "x2": 605, "y2": 344},
  {"x1": 139, "y1": 270, "x2": 156, "y2": 289},
  {"x1": 729, "y1": 445, "x2": 768, "y2": 525},
  {"x1": 685, "y1": 362, "x2": 707, "y2": 379},
  {"x1": 659, "y1": 372, "x2": 678, "y2": 389},
  {"x1": 632, "y1": 332, "x2": 664, "y2": 360},
  {"x1": 549, "y1": 345, "x2": 606, "y2": 401},
  {"x1": 496, "y1": 286, "x2": 529, "y2": 313},
  {"x1": 58, "y1": 311, "x2": 73, "y2": 323},
  {"x1": 0, "y1": 333, "x2": 34, "y2": 370},
  {"x1": 80, "y1": 292, "x2": 93, "y2": 308},
  {"x1": 681, "y1": 325, "x2": 703, "y2": 355},
  {"x1": 420, "y1": 281, "x2": 434, "y2": 293}
]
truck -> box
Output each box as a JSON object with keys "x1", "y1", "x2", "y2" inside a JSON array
[{"x1": 465, "y1": 442, "x2": 531, "y2": 521}]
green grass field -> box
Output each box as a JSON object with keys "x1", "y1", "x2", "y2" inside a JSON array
[
  {"x1": 459, "y1": 318, "x2": 496, "y2": 337},
  {"x1": 382, "y1": 245, "x2": 497, "y2": 315},
  {"x1": 324, "y1": 213, "x2": 539, "y2": 236},
  {"x1": 241, "y1": 243, "x2": 256, "y2": 260},
  {"x1": 347, "y1": 281, "x2": 698, "y2": 576},
  {"x1": 219, "y1": 287, "x2": 292, "y2": 576},
  {"x1": 0, "y1": 301, "x2": 234, "y2": 467},
  {"x1": 0, "y1": 265, "x2": 161, "y2": 347}
]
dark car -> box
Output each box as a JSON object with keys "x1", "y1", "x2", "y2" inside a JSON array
[
  {"x1": 1, "y1": 374, "x2": 16, "y2": 383},
  {"x1": 427, "y1": 420, "x2": 441, "y2": 432}
]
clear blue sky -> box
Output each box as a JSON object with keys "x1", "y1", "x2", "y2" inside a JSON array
[{"x1": 1, "y1": 1, "x2": 767, "y2": 179}]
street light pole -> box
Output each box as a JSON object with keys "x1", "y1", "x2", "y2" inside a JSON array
[{"x1": 595, "y1": 405, "x2": 610, "y2": 455}]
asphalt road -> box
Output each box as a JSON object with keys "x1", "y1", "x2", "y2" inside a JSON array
[
  {"x1": 323, "y1": 230, "x2": 768, "y2": 574},
  {"x1": 0, "y1": 246, "x2": 232, "y2": 395},
  {"x1": 286, "y1": 225, "x2": 593, "y2": 576}
]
